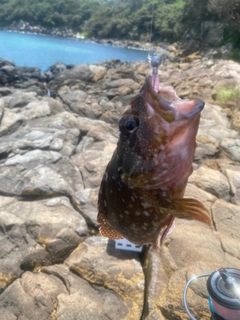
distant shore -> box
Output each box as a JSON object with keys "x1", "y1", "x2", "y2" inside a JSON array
[
  {"x1": 2, "y1": 20, "x2": 152, "y2": 50},
  {"x1": 2, "y1": 20, "x2": 176, "y2": 59},
  {"x1": 3, "y1": 20, "x2": 237, "y2": 62}
]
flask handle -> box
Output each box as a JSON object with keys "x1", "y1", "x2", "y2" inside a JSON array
[{"x1": 183, "y1": 272, "x2": 211, "y2": 320}]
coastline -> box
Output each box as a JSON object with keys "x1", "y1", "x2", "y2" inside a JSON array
[
  {"x1": 2, "y1": 20, "x2": 174, "y2": 59},
  {"x1": 2, "y1": 20, "x2": 237, "y2": 63}
]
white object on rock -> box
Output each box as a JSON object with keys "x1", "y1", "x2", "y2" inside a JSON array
[{"x1": 115, "y1": 239, "x2": 142, "y2": 252}]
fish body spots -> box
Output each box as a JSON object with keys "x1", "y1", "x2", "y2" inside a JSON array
[
  {"x1": 141, "y1": 202, "x2": 152, "y2": 209},
  {"x1": 97, "y1": 69, "x2": 207, "y2": 246}
]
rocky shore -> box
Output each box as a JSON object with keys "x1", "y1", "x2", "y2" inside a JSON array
[{"x1": 1, "y1": 56, "x2": 240, "y2": 320}]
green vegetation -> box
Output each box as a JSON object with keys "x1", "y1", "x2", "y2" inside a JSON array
[
  {"x1": 0, "y1": 0, "x2": 239, "y2": 47},
  {"x1": 215, "y1": 86, "x2": 240, "y2": 107}
]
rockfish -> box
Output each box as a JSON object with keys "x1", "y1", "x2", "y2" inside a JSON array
[{"x1": 98, "y1": 56, "x2": 210, "y2": 248}]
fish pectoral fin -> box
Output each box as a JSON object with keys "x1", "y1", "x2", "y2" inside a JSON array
[
  {"x1": 171, "y1": 198, "x2": 211, "y2": 226},
  {"x1": 99, "y1": 223, "x2": 124, "y2": 240}
]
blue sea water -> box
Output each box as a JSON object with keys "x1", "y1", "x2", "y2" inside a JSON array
[{"x1": 0, "y1": 31, "x2": 148, "y2": 73}]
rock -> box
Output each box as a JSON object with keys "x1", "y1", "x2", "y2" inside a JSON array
[
  {"x1": 65, "y1": 236, "x2": 144, "y2": 320},
  {"x1": 72, "y1": 137, "x2": 117, "y2": 189},
  {"x1": 89, "y1": 64, "x2": 107, "y2": 82},
  {"x1": 49, "y1": 64, "x2": 93, "y2": 96},
  {"x1": 189, "y1": 166, "x2": 230, "y2": 201},
  {"x1": 0, "y1": 271, "x2": 68, "y2": 319},
  {"x1": 1, "y1": 57, "x2": 240, "y2": 320},
  {"x1": 158, "y1": 219, "x2": 240, "y2": 320},
  {"x1": 220, "y1": 138, "x2": 240, "y2": 162},
  {"x1": 1, "y1": 263, "x2": 129, "y2": 320},
  {"x1": 223, "y1": 165, "x2": 240, "y2": 204},
  {"x1": 212, "y1": 199, "x2": 240, "y2": 240},
  {"x1": 20, "y1": 100, "x2": 51, "y2": 119},
  {"x1": 0, "y1": 108, "x2": 24, "y2": 137},
  {"x1": 0, "y1": 64, "x2": 42, "y2": 86},
  {"x1": 2, "y1": 91, "x2": 38, "y2": 109},
  {"x1": 44, "y1": 62, "x2": 73, "y2": 80},
  {"x1": 58, "y1": 86, "x2": 87, "y2": 106},
  {"x1": 0, "y1": 125, "x2": 79, "y2": 157},
  {"x1": 102, "y1": 78, "x2": 139, "y2": 92},
  {"x1": 0, "y1": 195, "x2": 87, "y2": 292},
  {"x1": 0, "y1": 99, "x2": 4, "y2": 122},
  {"x1": 0, "y1": 156, "x2": 84, "y2": 197}
]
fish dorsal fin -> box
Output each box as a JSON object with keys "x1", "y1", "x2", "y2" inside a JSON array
[{"x1": 170, "y1": 198, "x2": 211, "y2": 226}]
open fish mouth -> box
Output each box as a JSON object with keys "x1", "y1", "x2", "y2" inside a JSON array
[{"x1": 142, "y1": 75, "x2": 205, "y2": 123}]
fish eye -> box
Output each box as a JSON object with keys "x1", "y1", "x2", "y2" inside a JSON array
[{"x1": 119, "y1": 115, "x2": 139, "y2": 135}]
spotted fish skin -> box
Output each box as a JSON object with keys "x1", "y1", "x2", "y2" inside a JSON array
[{"x1": 98, "y1": 65, "x2": 210, "y2": 248}]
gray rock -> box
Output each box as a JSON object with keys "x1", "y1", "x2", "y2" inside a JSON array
[
  {"x1": 189, "y1": 166, "x2": 230, "y2": 201},
  {"x1": 58, "y1": 86, "x2": 87, "y2": 106},
  {"x1": 65, "y1": 236, "x2": 144, "y2": 320},
  {"x1": 49, "y1": 64, "x2": 93, "y2": 96},
  {"x1": 212, "y1": 199, "x2": 240, "y2": 240},
  {"x1": 0, "y1": 125, "x2": 80, "y2": 156},
  {"x1": 0, "y1": 195, "x2": 87, "y2": 293},
  {"x1": 6, "y1": 91, "x2": 37, "y2": 109},
  {"x1": 0, "y1": 108, "x2": 24, "y2": 137},
  {"x1": 224, "y1": 166, "x2": 240, "y2": 204},
  {"x1": 0, "y1": 271, "x2": 68, "y2": 320},
  {"x1": 1, "y1": 149, "x2": 61, "y2": 167},
  {"x1": 89, "y1": 64, "x2": 107, "y2": 82},
  {"x1": 220, "y1": 138, "x2": 240, "y2": 162},
  {"x1": 73, "y1": 139, "x2": 116, "y2": 189},
  {"x1": 0, "y1": 61, "x2": 42, "y2": 87},
  {"x1": 43, "y1": 264, "x2": 129, "y2": 320},
  {"x1": 19, "y1": 100, "x2": 51, "y2": 119}
]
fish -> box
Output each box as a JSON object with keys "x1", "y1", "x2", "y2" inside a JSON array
[{"x1": 97, "y1": 56, "x2": 210, "y2": 248}]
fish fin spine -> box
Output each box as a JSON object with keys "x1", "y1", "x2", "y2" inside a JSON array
[{"x1": 171, "y1": 198, "x2": 211, "y2": 226}]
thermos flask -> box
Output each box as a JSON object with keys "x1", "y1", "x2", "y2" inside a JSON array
[{"x1": 183, "y1": 268, "x2": 240, "y2": 320}]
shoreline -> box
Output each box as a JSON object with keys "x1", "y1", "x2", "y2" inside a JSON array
[
  {"x1": 2, "y1": 26, "x2": 154, "y2": 52},
  {"x1": 1, "y1": 20, "x2": 173, "y2": 57},
  {"x1": 2, "y1": 21, "x2": 237, "y2": 65}
]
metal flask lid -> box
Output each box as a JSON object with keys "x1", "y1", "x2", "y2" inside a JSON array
[{"x1": 207, "y1": 268, "x2": 240, "y2": 310}]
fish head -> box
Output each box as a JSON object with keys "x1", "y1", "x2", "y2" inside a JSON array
[{"x1": 117, "y1": 74, "x2": 204, "y2": 192}]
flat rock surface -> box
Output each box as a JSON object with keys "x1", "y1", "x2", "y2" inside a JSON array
[{"x1": 0, "y1": 57, "x2": 240, "y2": 319}]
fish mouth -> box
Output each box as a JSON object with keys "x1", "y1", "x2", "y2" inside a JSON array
[{"x1": 142, "y1": 75, "x2": 204, "y2": 122}]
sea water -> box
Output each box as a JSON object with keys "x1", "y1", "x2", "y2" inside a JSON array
[{"x1": 0, "y1": 31, "x2": 148, "y2": 73}]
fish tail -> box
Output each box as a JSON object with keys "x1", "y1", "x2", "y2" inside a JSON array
[{"x1": 171, "y1": 198, "x2": 211, "y2": 226}]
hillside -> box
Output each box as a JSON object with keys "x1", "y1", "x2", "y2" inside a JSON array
[{"x1": 0, "y1": 0, "x2": 240, "y2": 51}]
